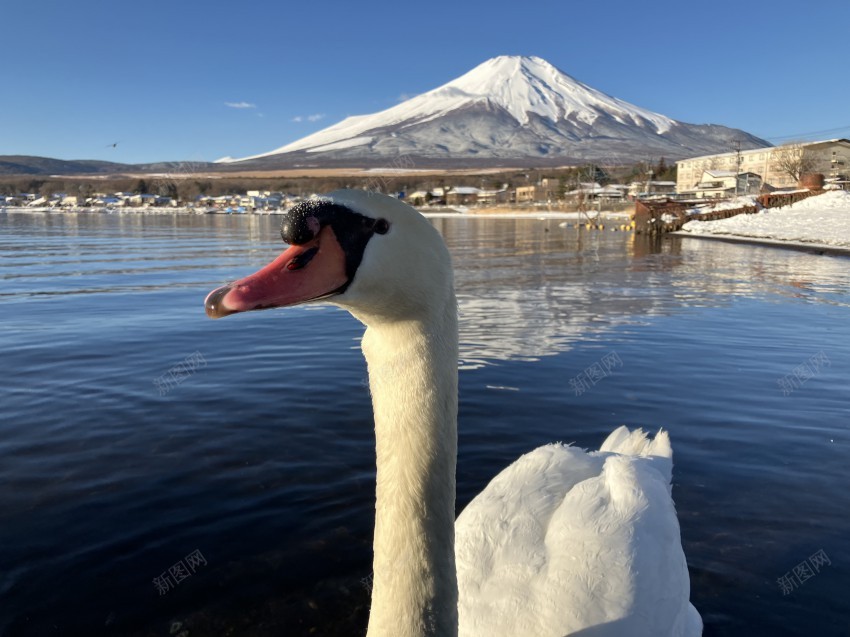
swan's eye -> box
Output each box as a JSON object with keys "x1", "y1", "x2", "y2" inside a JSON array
[{"x1": 373, "y1": 218, "x2": 390, "y2": 235}]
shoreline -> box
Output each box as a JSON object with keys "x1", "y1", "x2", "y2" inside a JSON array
[
  {"x1": 1, "y1": 206, "x2": 633, "y2": 221},
  {"x1": 1, "y1": 206, "x2": 205, "y2": 215},
  {"x1": 422, "y1": 210, "x2": 632, "y2": 220},
  {"x1": 7, "y1": 206, "x2": 846, "y2": 253},
  {"x1": 673, "y1": 231, "x2": 850, "y2": 257}
]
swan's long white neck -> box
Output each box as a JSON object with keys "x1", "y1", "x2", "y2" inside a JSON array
[{"x1": 358, "y1": 298, "x2": 459, "y2": 637}]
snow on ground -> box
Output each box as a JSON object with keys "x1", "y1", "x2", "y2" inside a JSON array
[
  {"x1": 680, "y1": 191, "x2": 850, "y2": 248},
  {"x1": 687, "y1": 195, "x2": 758, "y2": 214}
]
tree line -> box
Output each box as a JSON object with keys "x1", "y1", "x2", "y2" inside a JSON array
[{"x1": 0, "y1": 160, "x2": 678, "y2": 202}]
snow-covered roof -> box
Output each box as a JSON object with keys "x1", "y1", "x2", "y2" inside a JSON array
[
  {"x1": 797, "y1": 138, "x2": 850, "y2": 149},
  {"x1": 567, "y1": 184, "x2": 610, "y2": 195},
  {"x1": 449, "y1": 187, "x2": 480, "y2": 195}
]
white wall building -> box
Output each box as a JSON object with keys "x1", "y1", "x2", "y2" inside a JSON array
[
  {"x1": 676, "y1": 139, "x2": 850, "y2": 193},
  {"x1": 627, "y1": 181, "x2": 677, "y2": 199},
  {"x1": 692, "y1": 170, "x2": 762, "y2": 199}
]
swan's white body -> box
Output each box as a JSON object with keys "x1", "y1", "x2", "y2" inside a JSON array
[
  {"x1": 206, "y1": 190, "x2": 702, "y2": 637},
  {"x1": 456, "y1": 431, "x2": 702, "y2": 636}
]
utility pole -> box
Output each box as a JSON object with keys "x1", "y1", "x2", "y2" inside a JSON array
[
  {"x1": 734, "y1": 139, "x2": 743, "y2": 198},
  {"x1": 644, "y1": 158, "x2": 654, "y2": 199}
]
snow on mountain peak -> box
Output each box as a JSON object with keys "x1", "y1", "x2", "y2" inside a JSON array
[
  {"x1": 223, "y1": 55, "x2": 744, "y2": 164},
  {"x1": 445, "y1": 55, "x2": 674, "y2": 130}
]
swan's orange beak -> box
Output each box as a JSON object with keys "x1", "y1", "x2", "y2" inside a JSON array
[{"x1": 204, "y1": 225, "x2": 348, "y2": 319}]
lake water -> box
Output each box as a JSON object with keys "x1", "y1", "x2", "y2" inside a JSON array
[{"x1": 1, "y1": 210, "x2": 848, "y2": 637}]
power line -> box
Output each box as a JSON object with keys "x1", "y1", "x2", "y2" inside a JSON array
[{"x1": 762, "y1": 125, "x2": 850, "y2": 143}]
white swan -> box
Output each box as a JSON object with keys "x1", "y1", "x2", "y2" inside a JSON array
[{"x1": 205, "y1": 190, "x2": 702, "y2": 637}]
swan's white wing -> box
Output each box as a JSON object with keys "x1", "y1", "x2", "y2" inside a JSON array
[{"x1": 456, "y1": 426, "x2": 702, "y2": 637}]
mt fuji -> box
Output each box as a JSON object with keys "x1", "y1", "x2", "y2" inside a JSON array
[{"x1": 220, "y1": 56, "x2": 768, "y2": 168}]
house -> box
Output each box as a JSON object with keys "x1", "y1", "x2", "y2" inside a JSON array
[
  {"x1": 61, "y1": 194, "x2": 83, "y2": 207},
  {"x1": 688, "y1": 171, "x2": 763, "y2": 199},
  {"x1": 477, "y1": 188, "x2": 510, "y2": 205},
  {"x1": 515, "y1": 178, "x2": 560, "y2": 204},
  {"x1": 602, "y1": 184, "x2": 629, "y2": 200},
  {"x1": 406, "y1": 190, "x2": 431, "y2": 206},
  {"x1": 826, "y1": 176, "x2": 850, "y2": 191},
  {"x1": 263, "y1": 193, "x2": 284, "y2": 209},
  {"x1": 446, "y1": 187, "x2": 480, "y2": 206},
  {"x1": 676, "y1": 139, "x2": 850, "y2": 192},
  {"x1": 92, "y1": 196, "x2": 122, "y2": 206},
  {"x1": 627, "y1": 181, "x2": 678, "y2": 199},
  {"x1": 514, "y1": 185, "x2": 537, "y2": 204},
  {"x1": 565, "y1": 182, "x2": 599, "y2": 201}
]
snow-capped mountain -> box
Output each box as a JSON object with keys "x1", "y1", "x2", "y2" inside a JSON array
[{"x1": 220, "y1": 56, "x2": 768, "y2": 168}]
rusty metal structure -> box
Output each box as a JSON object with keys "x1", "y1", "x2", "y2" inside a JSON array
[{"x1": 634, "y1": 189, "x2": 823, "y2": 235}]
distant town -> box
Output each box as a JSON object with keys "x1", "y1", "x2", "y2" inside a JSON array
[{"x1": 1, "y1": 139, "x2": 847, "y2": 214}]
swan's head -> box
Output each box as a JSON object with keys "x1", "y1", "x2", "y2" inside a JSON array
[{"x1": 204, "y1": 190, "x2": 453, "y2": 324}]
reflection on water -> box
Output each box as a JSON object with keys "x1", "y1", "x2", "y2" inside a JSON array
[
  {"x1": 1, "y1": 211, "x2": 849, "y2": 637},
  {"x1": 436, "y1": 217, "x2": 849, "y2": 367},
  {"x1": 3, "y1": 212, "x2": 848, "y2": 349}
]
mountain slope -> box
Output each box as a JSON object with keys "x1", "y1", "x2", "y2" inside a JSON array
[
  {"x1": 0, "y1": 156, "x2": 220, "y2": 176},
  {"x1": 0, "y1": 156, "x2": 133, "y2": 176},
  {"x1": 220, "y1": 56, "x2": 769, "y2": 168}
]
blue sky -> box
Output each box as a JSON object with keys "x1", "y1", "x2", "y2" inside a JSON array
[{"x1": 4, "y1": 0, "x2": 850, "y2": 164}]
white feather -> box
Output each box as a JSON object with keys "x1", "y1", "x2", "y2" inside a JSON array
[
  {"x1": 456, "y1": 427, "x2": 700, "y2": 636},
  {"x1": 313, "y1": 191, "x2": 702, "y2": 637}
]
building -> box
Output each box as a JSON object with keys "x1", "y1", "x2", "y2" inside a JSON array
[
  {"x1": 92, "y1": 196, "x2": 122, "y2": 206},
  {"x1": 515, "y1": 178, "x2": 560, "y2": 204},
  {"x1": 406, "y1": 190, "x2": 431, "y2": 206},
  {"x1": 477, "y1": 188, "x2": 510, "y2": 205},
  {"x1": 446, "y1": 187, "x2": 480, "y2": 206},
  {"x1": 690, "y1": 170, "x2": 763, "y2": 199},
  {"x1": 562, "y1": 182, "x2": 627, "y2": 203},
  {"x1": 676, "y1": 139, "x2": 850, "y2": 192},
  {"x1": 627, "y1": 181, "x2": 677, "y2": 199}
]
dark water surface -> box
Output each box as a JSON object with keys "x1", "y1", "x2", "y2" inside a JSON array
[{"x1": 1, "y1": 211, "x2": 848, "y2": 636}]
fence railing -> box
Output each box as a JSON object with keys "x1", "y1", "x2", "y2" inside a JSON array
[{"x1": 634, "y1": 190, "x2": 822, "y2": 234}]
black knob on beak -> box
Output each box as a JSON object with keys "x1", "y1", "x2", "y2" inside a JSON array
[{"x1": 281, "y1": 203, "x2": 323, "y2": 245}]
